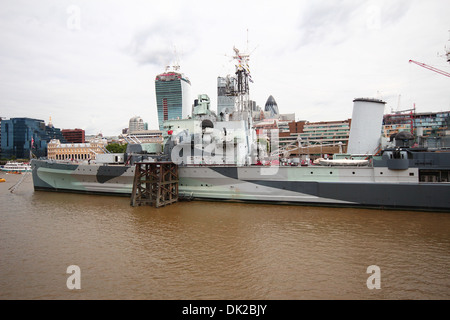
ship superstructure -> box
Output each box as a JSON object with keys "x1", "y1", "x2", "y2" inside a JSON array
[{"x1": 161, "y1": 46, "x2": 259, "y2": 167}]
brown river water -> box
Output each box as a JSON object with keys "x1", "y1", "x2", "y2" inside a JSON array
[{"x1": 0, "y1": 172, "x2": 449, "y2": 300}]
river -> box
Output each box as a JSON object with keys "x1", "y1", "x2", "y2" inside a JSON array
[{"x1": 0, "y1": 172, "x2": 449, "y2": 300}]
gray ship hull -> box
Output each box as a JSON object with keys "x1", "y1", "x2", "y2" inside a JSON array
[{"x1": 31, "y1": 159, "x2": 450, "y2": 211}]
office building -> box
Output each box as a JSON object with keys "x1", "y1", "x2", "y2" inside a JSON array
[
  {"x1": 383, "y1": 110, "x2": 450, "y2": 149},
  {"x1": 297, "y1": 120, "x2": 350, "y2": 146},
  {"x1": 383, "y1": 110, "x2": 450, "y2": 138},
  {"x1": 264, "y1": 95, "x2": 279, "y2": 118},
  {"x1": 155, "y1": 65, "x2": 191, "y2": 130},
  {"x1": 62, "y1": 128, "x2": 85, "y2": 143},
  {"x1": 1, "y1": 117, "x2": 66, "y2": 159},
  {"x1": 217, "y1": 76, "x2": 236, "y2": 116},
  {"x1": 275, "y1": 119, "x2": 351, "y2": 159},
  {"x1": 129, "y1": 116, "x2": 147, "y2": 134}
]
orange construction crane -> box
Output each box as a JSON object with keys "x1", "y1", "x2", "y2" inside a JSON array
[{"x1": 409, "y1": 60, "x2": 450, "y2": 77}]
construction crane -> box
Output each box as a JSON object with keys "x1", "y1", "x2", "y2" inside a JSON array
[{"x1": 409, "y1": 60, "x2": 450, "y2": 78}]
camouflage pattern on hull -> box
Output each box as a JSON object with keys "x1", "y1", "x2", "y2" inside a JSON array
[
  {"x1": 31, "y1": 160, "x2": 135, "y2": 196},
  {"x1": 31, "y1": 159, "x2": 450, "y2": 211}
]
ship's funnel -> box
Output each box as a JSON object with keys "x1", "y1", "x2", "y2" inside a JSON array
[{"x1": 347, "y1": 98, "x2": 386, "y2": 156}]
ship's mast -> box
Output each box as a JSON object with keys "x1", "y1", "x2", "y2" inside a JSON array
[{"x1": 230, "y1": 46, "x2": 252, "y2": 123}]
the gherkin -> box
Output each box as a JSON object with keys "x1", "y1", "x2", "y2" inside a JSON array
[{"x1": 264, "y1": 95, "x2": 279, "y2": 117}]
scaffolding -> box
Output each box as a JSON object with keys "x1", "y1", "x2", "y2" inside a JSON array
[{"x1": 130, "y1": 162, "x2": 179, "y2": 208}]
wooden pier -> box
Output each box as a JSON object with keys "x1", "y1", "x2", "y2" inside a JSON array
[{"x1": 130, "y1": 162, "x2": 179, "y2": 208}]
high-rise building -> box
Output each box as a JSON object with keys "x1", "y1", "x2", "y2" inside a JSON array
[
  {"x1": 62, "y1": 128, "x2": 85, "y2": 143},
  {"x1": 1, "y1": 117, "x2": 66, "y2": 159},
  {"x1": 128, "y1": 116, "x2": 145, "y2": 133},
  {"x1": 217, "y1": 76, "x2": 236, "y2": 116},
  {"x1": 264, "y1": 95, "x2": 279, "y2": 118},
  {"x1": 155, "y1": 65, "x2": 191, "y2": 130}
]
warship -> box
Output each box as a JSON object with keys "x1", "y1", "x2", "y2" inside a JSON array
[{"x1": 31, "y1": 47, "x2": 450, "y2": 211}]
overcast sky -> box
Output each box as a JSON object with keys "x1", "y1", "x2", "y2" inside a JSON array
[{"x1": 1, "y1": 0, "x2": 449, "y2": 136}]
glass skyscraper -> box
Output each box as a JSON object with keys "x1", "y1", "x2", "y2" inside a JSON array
[
  {"x1": 264, "y1": 95, "x2": 279, "y2": 118},
  {"x1": 155, "y1": 67, "x2": 191, "y2": 130},
  {"x1": 217, "y1": 76, "x2": 236, "y2": 116},
  {"x1": 1, "y1": 117, "x2": 66, "y2": 159}
]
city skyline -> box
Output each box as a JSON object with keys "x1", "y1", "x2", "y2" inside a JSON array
[{"x1": 1, "y1": 0, "x2": 449, "y2": 136}]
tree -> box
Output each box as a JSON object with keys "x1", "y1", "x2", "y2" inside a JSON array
[{"x1": 106, "y1": 143, "x2": 127, "y2": 153}]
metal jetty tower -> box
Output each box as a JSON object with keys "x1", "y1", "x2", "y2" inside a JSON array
[{"x1": 130, "y1": 162, "x2": 179, "y2": 208}]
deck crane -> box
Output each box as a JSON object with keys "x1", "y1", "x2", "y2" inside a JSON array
[{"x1": 408, "y1": 60, "x2": 450, "y2": 78}]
